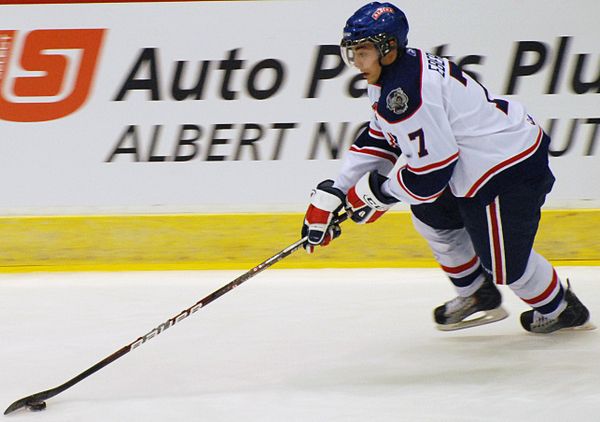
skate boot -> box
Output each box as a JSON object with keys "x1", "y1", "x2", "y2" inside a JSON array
[
  {"x1": 520, "y1": 281, "x2": 595, "y2": 333},
  {"x1": 434, "y1": 275, "x2": 509, "y2": 331}
]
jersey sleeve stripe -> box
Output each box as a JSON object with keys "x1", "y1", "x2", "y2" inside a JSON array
[
  {"x1": 368, "y1": 127, "x2": 385, "y2": 139},
  {"x1": 407, "y1": 152, "x2": 460, "y2": 174},
  {"x1": 465, "y1": 127, "x2": 543, "y2": 198},
  {"x1": 349, "y1": 145, "x2": 398, "y2": 164},
  {"x1": 354, "y1": 126, "x2": 401, "y2": 155},
  {"x1": 396, "y1": 166, "x2": 447, "y2": 202}
]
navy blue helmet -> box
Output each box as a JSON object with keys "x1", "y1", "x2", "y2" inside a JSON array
[{"x1": 340, "y1": 2, "x2": 409, "y2": 67}]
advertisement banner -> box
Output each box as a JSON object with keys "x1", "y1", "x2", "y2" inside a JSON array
[{"x1": 0, "y1": 0, "x2": 598, "y2": 214}]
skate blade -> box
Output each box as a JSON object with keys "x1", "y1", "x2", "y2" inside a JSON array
[
  {"x1": 436, "y1": 307, "x2": 509, "y2": 331},
  {"x1": 562, "y1": 320, "x2": 596, "y2": 331},
  {"x1": 527, "y1": 320, "x2": 597, "y2": 334}
]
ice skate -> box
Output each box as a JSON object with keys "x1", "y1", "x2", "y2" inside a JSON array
[
  {"x1": 434, "y1": 275, "x2": 508, "y2": 331},
  {"x1": 520, "y1": 281, "x2": 595, "y2": 333}
]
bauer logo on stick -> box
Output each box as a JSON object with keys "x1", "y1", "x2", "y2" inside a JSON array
[{"x1": 0, "y1": 28, "x2": 105, "y2": 122}]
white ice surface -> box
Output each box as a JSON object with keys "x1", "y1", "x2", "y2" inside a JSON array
[{"x1": 1, "y1": 267, "x2": 599, "y2": 422}]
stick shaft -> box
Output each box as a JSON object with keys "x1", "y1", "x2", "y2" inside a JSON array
[{"x1": 4, "y1": 234, "x2": 308, "y2": 415}]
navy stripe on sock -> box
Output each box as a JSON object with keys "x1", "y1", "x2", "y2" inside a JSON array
[
  {"x1": 450, "y1": 266, "x2": 483, "y2": 289},
  {"x1": 535, "y1": 284, "x2": 565, "y2": 315}
]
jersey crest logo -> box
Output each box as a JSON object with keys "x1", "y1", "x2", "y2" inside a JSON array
[{"x1": 386, "y1": 87, "x2": 409, "y2": 115}]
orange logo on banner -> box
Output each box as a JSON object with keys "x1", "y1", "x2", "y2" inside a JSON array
[{"x1": 0, "y1": 29, "x2": 105, "y2": 122}]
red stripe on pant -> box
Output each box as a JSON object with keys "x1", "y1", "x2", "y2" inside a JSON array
[{"x1": 488, "y1": 199, "x2": 505, "y2": 285}]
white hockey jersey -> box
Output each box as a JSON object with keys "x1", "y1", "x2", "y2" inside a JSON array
[{"x1": 334, "y1": 48, "x2": 544, "y2": 205}]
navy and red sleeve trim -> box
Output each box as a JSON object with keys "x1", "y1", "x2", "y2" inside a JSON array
[
  {"x1": 396, "y1": 158, "x2": 457, "y2": 202},
  {"x1": 349, "y1": 126, "x2": 401, "y2": 165}
]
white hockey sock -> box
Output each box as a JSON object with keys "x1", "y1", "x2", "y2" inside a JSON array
[{"x1": 508, "y1": 251, "x2": 566, "y2": 315}]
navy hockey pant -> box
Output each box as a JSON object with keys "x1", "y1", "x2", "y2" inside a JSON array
[{"x1": 411, "y1": 168, "x2": 564, "y2": 314}]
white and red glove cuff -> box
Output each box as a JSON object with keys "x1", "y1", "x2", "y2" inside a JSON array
[
  {"x1": 304, "y1": 180, "x2": 345, "y2": 246},
  {"x1": 310, "y1": 187, "x2": 344, "y2": 213},
  {"x1": 347, "y1": 172, "x2": 398, "y2": 224}
]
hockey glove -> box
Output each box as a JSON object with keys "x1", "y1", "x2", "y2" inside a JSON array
[
  {"x1": 302, "y1": 179, "x2": 345, "y2": 253},
  {"x1": 346, "y1": 172, "x2": 398, "y2": 224}
]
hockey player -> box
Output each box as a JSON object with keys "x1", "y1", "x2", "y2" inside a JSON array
[{"x1": 301, "y1": 2, "x2": 593, "y2": 334}]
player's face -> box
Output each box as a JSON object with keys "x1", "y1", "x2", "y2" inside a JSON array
[{"x1": 350, "y1": 43, "x2": 382, "y2": 84}]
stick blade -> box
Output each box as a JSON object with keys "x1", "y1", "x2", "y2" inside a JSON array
[
  {"x1": 4, "y1": 396, "x2": 31, "y2": 415},
  {"x1": 4, "y1": 393, "x2": 49, "y2": 415}
]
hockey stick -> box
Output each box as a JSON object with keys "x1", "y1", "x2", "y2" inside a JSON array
[{"x1": 4, "y1": 214, "x2": 346, "y2": 415}]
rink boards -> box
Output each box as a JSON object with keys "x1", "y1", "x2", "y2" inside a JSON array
[
  {"x1": 0, "y1": 209, "x2": 597, "y2": 272},
  {"x1": 0, "y1": 1, "x2": 598, "y2": 272}
]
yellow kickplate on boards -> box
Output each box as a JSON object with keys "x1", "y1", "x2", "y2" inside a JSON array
[{"x1": 0, "y1": 210, "x2": 597, "y2": 272}]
